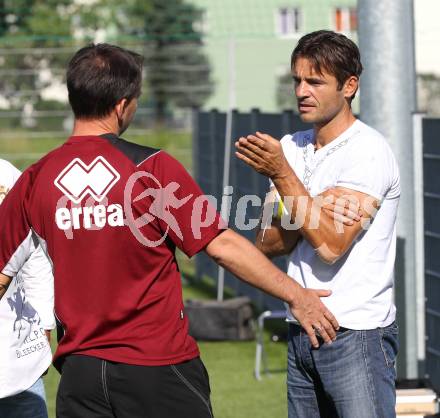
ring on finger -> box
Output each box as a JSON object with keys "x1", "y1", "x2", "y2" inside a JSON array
[{"x1": 312, "y1": 324, "x2": 322, "y2": 335}]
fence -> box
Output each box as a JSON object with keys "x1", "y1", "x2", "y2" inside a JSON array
[
  {"x1": 192, "y1": 109, "x2": 309, "y2": 310},
  {"x1": 423, "y1": 117, "x2": 440, "y2": 389},
  {"x1": 193, "y1": 109, "x2": 440, "y2": 388}
]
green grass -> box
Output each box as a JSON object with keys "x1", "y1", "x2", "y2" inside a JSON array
[
  {"x1": 44, "y1": 339, "x2": 287, "y2": 418},
  {"x1": 43, "y1": 268, "x2": 288, "y2": 418},
  {"x1": 43, "y1": 362, "x2": 60, "y2": 417},
  {"x1": 181, "y1": 269, "x2": 287, "y2": 418},
  {"x1": 201, "y1": 340, "x2": 287, "y2": 418},
  {"x1": 0, "y1": 128, "x2": 192, "y2": 172}
]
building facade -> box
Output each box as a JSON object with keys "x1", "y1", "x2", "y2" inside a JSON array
[{"x1": 188, "y1": 0, "x2": 358, "y2": 112}]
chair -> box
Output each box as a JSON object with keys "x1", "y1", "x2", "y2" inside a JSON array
[{"x1": 254, "y1": 310, "x2": 287, "y2": 380}]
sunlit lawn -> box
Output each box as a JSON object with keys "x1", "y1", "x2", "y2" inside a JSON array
[
  {"x1": 44, "y1": 271, "x2": 288, "y2": 418},
  {"x1": 0, "y1": 128, "x2": 192, "y2": 172}
]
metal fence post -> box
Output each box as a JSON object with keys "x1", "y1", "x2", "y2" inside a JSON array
[
  {"x1": 358, "y1": 0, "x2": 419, "y2": 378},
  {"x1": 413, "y1": 113, "x2": 426, "y2": 377}
]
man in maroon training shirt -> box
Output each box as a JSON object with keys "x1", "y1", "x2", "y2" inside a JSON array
[{"x1": 0, "y1": 44, "x2": 338, "y2": 418}]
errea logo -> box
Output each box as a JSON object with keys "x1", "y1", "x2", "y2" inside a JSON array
[
  {"x1": 54, "y1": 156, "x2": 124, "y2": 231},
  {"x1": 54, "y1": 156, "x2": 120, "y2": 204}
]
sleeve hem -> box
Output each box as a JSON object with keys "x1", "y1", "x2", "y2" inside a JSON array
[
  {"x1": 1, "y1": 268, "x2": 14, "y2": 277},
  {"x1": 184, "y1": 226, "x2": 227, "y2": 258},
  {"x1": 335, "y1": 182, "x2": 384, "y2": 202}
]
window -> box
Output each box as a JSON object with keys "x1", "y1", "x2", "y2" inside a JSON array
[
  {"x1": 193, "y1": 10, "x2": 209, "y2": 35},
  {"x1": 334, "y1": 7, "x2": 357, "y2": 32},
  {"x1": 276, "y1": 7, "x2": 302, "y2": 37}
]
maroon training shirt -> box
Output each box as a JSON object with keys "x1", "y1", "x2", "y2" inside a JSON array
[{"x1": 0, "y1": 134, "x2": 225, "y2": 370}]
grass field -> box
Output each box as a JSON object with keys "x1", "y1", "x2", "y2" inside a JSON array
[
  {"x1": 0, "y1": 128, "x2": 193, "y2": 172},
  {"x1": 43, "y1": 273, "x2": 288, "y2": 418}
]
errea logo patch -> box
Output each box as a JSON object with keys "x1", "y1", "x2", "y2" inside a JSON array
[
  {"x1": 54, "y1": 156, "x2": 120, "y2": 204},
  {"x1": 54, "y1": 156, "x2": 124, "y2": 231}
]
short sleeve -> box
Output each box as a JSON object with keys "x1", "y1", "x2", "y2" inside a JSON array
[
  {"x1": 0, "y1": 159, "x2": 21, "y2": 201},
  {"x1": 336, "y1": 137, "x2": 399, "y2": 202},
  {"x1": 0, "y1": 168, "x2": 34, "y2": 276},
  {"x1": 19, "y1": 240, "x2": 55, "y2": 330},
  {"x1": 10, "y1": 163, "x2": 22, "y2": 184},
  {"x1": 137, "y1": 152, "x2": 226, "y2": 258},
  {"x1": 0, "y1": 162, "x2": 54, "y2": 328}
]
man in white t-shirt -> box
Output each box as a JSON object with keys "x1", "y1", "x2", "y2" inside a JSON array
[
  {"x1": 236, "y1": 30, "x2": 400, "y2": 417},
  {"x1": 0, "y1": 159, "x2": 55, "y2": 418}
]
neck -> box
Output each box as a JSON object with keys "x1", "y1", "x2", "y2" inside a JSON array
[
  {"x1": 314, "y1": 109, "x2": 356, "y2": 150},
  {"x1": 71, "y1": 117, "x2": 119, "y2": 137}
]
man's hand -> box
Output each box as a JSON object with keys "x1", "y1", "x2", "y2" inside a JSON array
[
  {"x1": 289, "y1": 287, "x2": 339, "y2": 348},
  {"x1": 0, "y1": 272, "x2": 12, "y2": 300},
  {"x1": 235, "y1": 132, "x2": 363, "y2": 228},
  {"x1": 205, "y1": 229, "x2": 339, "y2": 346},
  {"x1": 235, "y1": 132, "x2": 291, "y2": 180}
]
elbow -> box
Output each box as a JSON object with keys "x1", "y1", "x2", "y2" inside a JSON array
[
  {"x1": 254, "y1": 240, "x2": 273, "y2": 258},
  {"x1": 205, "y1": 229, "x2": 237, "y2": 267},
  {"x1": 206, "y1": 242, "x2": 226, "y2": 267},
  {"x1": 254, "y1": 238, "x2": 264, "y2": 253},
  {"x1": 254, "y1": 231, "x2": 267, "y2": 253},
  {"x1": 318, "y1": 254, "x2": 339, "y2": 265},
  {"x1": 315, "y1": 243, "x2": 344, "y2": 265},
  {"x1": 209, "y1": 247, "x2": 227, "y2": 268}
]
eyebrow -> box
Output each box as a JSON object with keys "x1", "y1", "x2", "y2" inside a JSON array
[{"x1": 292, "y1": 75, "x2": 326, "y2": 84}]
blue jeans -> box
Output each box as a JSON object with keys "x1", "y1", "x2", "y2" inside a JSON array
[
  {"x1": 287, "y1": 322, "x2": 398, "y2": 418},
  {"x1": 0, "y1": 377, "x2": 48, "y2": 418}
]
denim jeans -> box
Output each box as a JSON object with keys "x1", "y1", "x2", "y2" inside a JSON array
[
  {"x1": 0, "y1": 377, "x2": 48, "y2": 418},
  {"x1": 287, "y1": 322, "x2": 398, "y2": 418}
]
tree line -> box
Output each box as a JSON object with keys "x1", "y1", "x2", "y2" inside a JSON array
[{"x1": 0, "y1": 0, "x2": 212, "y2": 123}]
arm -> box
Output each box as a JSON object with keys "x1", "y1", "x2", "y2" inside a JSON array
[
  {"x1": 0, "y1": 164, "x2": 31, "y2": 300},
  {"x1": 255, "y1": 187, "x2": 359, "y2": 258},
  {"x1": 0, "y1": 241, "x2": 55, "y2": 335},
  {"x1": 256, "y1": 217, "x2": 300, "y2": 258},
  {"x1": 255, "y1": 188, "x2": 301, "y2": 258},
  {"x1": 205, "y1": 229, "x2": 339, "y2": 347},
  {"x1": 236, "y1": 133, "x2": 377, "y2": 264},
  {"x1": 0, "y1": 163, "x2": 54, "y2": 340},
  {"x1": 273, "y1": 175, "x2": 377, "y2": 264},
  {"x1": 0, "y1": 273, "x2": 12, "y2": 300},
  {"x1": 0, "y1": 169, "x2": 36, "y2": 282}
]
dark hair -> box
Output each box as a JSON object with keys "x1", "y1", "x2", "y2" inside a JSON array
[
  {"x1": 67, "y1": 43, "x2": 144, "y2": 119},
  {"x1": 291, "y1": 30, "x2": 363, "y2": 95}
]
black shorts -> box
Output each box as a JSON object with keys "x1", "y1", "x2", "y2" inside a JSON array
[{"x1": 56, "y1": 355, "x2": 213, "y2": 418}]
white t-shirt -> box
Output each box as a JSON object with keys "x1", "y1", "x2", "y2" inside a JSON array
[
  {"x1": 277, "y1": 120, "x2": 400, "y2": 329},
  {"x1": 0, "y1": 159, "x2": 55, "y2": 398}
]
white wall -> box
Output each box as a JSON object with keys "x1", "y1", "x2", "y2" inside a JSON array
[{"x1": 415, "y1": 0, "x2": 440, "y2": 75}]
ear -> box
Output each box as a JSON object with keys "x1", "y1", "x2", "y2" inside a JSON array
[
  {"x1": 343, "y1": 76, "x2": 359, "y2": 100},
  {"x1": 115, "y1": 98, "x2": 128, "y2": 119}
]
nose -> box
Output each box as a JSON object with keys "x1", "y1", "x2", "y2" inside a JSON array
[{"x1": 295, "y1": 80, "x2": 309, "y2": 99}]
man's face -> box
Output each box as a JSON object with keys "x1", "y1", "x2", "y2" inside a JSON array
[
  {"x1": 119, "y1": 98, "x2": 138, "y2": 135},
  {"x1": 292, "y1": 57, "x2": 349, "y2": 125}
]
